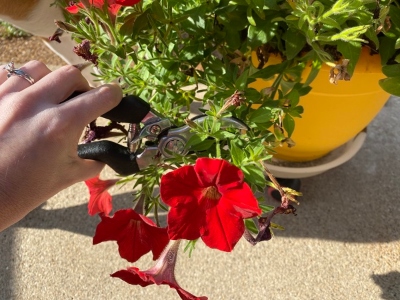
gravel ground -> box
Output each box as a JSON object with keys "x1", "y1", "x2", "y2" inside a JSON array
[{"x1": 0, "y1": 36, "x2": 65, "y2": 66}]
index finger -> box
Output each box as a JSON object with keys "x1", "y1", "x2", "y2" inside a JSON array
[
  {"x1": 20, "y1": 64, "x2": 91, "y2": 105},
  {"x1": 59, "y1": 83, "x2": 123, "y2": 128}
]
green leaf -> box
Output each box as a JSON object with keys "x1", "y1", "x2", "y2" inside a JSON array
[
  {"x1": 235, "y1": 68, "x2": 249, "y2": 90},
  {"x1": 244, "y1": 219, "x2": 258, "y2": 234},
  {"x1": 189, "y1": 139, "x2": 216, "y2": 152},
  {"x1": 322, "y1": 25, "x2": 370, "y2": 42},
  {"x1": 246, "y1": 14, "x2": 277, "y2": 47},
  {"x1": 286, "y1": 89, "x2": 300, "y2": 107},
  {"x1": 379, "y1": 36, "x2": 397, "y2": 65},
  {"x1": 283, "y1": 114, "x2": 295, "y2": 137},
  {"x1": 337, "y1": 41, "x2": 362, "y2": 76},
  {"x1": 284, "y1": 29, "x2": 306, "y2": 60},
  {"x1": 230, "y1": 140, "x2": 246, "y2": 166},
  {"x1": 241, "y1": 164, "x2": 266, "y2": 188},
  {"x1": 303, "y1": 57, "x2": 322, "y2": 87},
  {"x1": 131, "y1": 11, "x2": 150, "y2": 39},
  {"x1": 250, "y1": 60, "x2": 290, "y2": 80},
  {"x1": 379, "y1": 77, "x2": 400, "y2": 97},
  {"x1": 151, "y1": 1, "x2": 166, "y2": 21},
  {"x1": 382, "y1": 64, "x2": 400, "y2": 77},
  {"x1": 213, "y1": 131, "x2": 237, "y2": 140},
  {"x1": 288, "y1": 106, "x2": 304, "y2": 118},
  {"x1": 274, "y1": 125, "x2": 285, "y2": 141},
  {"x1": 179, "y1": 45, "x2": 202, "y2": 61},
  {"x1": 249, "y1": 107, "x2": 272, "y2": 123},
  {"x1": 247, "y1": 6, "x2": 257, "y2": 26},
  {"x1": 185, "y1": 133, "x2": 208, "y2": 148},
  {"x1": 396, "y1": 38, "x2": 400, "y2": 49}
]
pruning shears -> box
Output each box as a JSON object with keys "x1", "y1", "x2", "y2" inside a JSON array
[{"x1": 73, "y1": 93, "x2": 248, "y2": 176}]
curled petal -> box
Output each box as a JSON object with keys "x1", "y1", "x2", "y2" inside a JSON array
[
  {"x1": 112, "y1": 241, "x2": 208, "y2": 300},
  {"x1": 85, "y1": 175, "x2": 118, "y2": 216},
  {"x1": 93, "y1": 209, "x2": 169, "y2": 262}
]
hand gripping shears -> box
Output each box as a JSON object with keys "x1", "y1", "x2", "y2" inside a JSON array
[{"x1": 76, "y1": 94, "x2": 248, "y2": 176}]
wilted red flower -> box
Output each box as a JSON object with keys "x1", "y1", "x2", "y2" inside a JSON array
[
  {"x1": 66, "y1": 0, "x2": 140, "y2": 15},
  {"x1": 85, "y1": 175, "x2": 118, "y2": 216},
  {"x1": 93, "y1": 209, "x2": 170, "y2": 262},
  {"x1": 160, "y1": 158, "x2": 262, "y2": 252},
  {"x1": 112, "y1": 240, "x2": 208, "y2": 300}
]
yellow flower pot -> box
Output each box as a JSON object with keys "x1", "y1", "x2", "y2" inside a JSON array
[{"x1": 250, "y1": 48, "x2": 390, "y2": 162}]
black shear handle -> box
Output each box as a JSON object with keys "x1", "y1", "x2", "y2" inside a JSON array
[
  {"x1": 78, "y1": 141, "x2": 140, "y2": 175},
  {"x1": 66, "y1": 92, "x2": 150, "y2": 175},
  {"x1": 65, "y1": 92, "x2": 151, "y2": 124},
  {"x1": 102, "y1": 94, "x2": 150, "y2": 123}
]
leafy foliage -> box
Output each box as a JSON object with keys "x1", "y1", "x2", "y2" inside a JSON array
[{"x1": 58, "y1": 0, "x2": 400, "y2": 217}]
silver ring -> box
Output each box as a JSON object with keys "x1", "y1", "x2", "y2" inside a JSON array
[{"x1": 3, "y1": 62, "x2": 35, "y2": 85}]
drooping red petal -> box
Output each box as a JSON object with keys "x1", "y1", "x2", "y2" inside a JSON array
[
  {"x1": 111, "y1": 241, "x2": 208, "y2": 300},
  {"x1": 112, "y1": 267, "x2": 153, "y2": 287},
  {"x1": 85, "y1": 175, "x2": 118, "y2": 216},
  {"x1": 112, "y1": 268, "x2": 207, "y2": 299},
  {"x1": 93, "y1": 209, "x2": 169, "y2": 262}
]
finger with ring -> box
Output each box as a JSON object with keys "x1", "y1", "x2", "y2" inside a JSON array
[
  {"x1": 3, "y1": 62, "x2": 35, "y2": 85},
  {"x1": 0, "y1": 61, "x2": 51, "y2": 94}
]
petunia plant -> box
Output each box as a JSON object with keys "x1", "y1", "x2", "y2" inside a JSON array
[{"x1": 48, "y1": 0, "x2": 400, "y2": 298}]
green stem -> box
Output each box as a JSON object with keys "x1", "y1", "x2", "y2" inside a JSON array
[
  {"x1": 270, "y1": 73, "x2": 283, "y2": 100},
  {"x1": 215, "y1": 138, "x2": 221, "y2": 158},
  {"x1": 154, "y1": 201, "x2": 160, "y2": 227}
]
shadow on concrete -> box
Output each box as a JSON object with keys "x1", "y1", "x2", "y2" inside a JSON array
[
  {"x1": 0, "y1": 228, "x2": 15, "y2": 300},
  {"x1": 371, "y1": 271, "x2": 400, "y2": 300},
  {"x1": 270, "y1": 99, "x2": 400, "y2": 243},
  {"x1": 13, "y1": 192, "x2": 144, "y2": 237},
  {"x1": 7, "y1": 149, "x2": 400, "y2": 244}
]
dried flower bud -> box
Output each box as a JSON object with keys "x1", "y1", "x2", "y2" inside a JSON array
[
  {"x1": 329, "y1": 59, "x2": 351, "y2": 85},
  {"x1": 230, "y1": 90, "x2": 245, "y2": 107},
  {"x1": 54, "y1": 20, "x2": 76, "y2": 33},
  {"x1": 48, "y1": 28, "x2": 63, "y2": 43},
  {"x1": 73, "y1": 40, "x2": 98, "y2": 66}
]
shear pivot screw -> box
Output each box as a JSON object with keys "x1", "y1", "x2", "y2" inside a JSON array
[
  {"x1": 166, "y1": 139, "x2": 185, "y2": 154},
  {"x1": 150, "y1": 125, "x2": 161, "y2": 135}
]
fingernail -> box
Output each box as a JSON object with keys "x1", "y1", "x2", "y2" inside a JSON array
[{"x1": 73, "y1": 62, "x2": 91, "y2": 71}]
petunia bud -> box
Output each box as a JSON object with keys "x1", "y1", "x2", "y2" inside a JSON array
[{"x1": 54, "y1": 20, "x2": 77, "y2": 33}]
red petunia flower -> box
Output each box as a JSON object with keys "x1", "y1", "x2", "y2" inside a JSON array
[
  {"x1": 93, "y1": 209, "x2": 170, "y2": 262},
  {"x1": 112, "y1": 240, "x2": 208, "y2": 300},
  {"x1": 66, "y1": 0, "x2": 140, "y2": 15},
  {"x1": 85, "y1": 175, "x2": 118, "y2": 216},
  {"x1": 160, "y1": 158, "x2": 262, "y2": 252}
]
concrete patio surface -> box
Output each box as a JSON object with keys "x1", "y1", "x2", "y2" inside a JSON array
[{"x1": 0, "y1": 38, "x2": 399, "y2": 300}]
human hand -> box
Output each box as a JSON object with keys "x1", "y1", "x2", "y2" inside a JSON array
[{"x1": 0, "y1": 61, "x2": 122, "y2": 231}]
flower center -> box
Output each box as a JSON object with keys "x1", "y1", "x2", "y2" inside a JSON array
[{"x1": 202, "y1": 186, "x2": 221, "y2": 201}]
